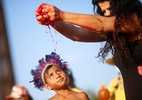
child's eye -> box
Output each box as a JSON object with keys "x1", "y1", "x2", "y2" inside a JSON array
[
  {"x1": 57, "y1": 69, "x2": 61, "y2": 71},
  {"x1": 57, "y1": 69, "x2": 62, "y2": 73},
  {"x1": 50, "y1": 74, "x2": 53, "y2": 78}
]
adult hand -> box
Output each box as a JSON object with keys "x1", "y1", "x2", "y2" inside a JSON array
[{"x1": 35, "y1": 3, "x2": 63, "y2": 25}]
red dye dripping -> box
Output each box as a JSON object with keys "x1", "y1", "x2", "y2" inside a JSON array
[{"x1": 37, "y1": 3, "x2": 59, "y2": 52}]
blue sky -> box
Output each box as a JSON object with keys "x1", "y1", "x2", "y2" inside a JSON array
[{"x1": 2, "y1": 0, "x2": 119, "y2": 100}]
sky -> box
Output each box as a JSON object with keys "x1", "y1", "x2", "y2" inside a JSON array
[{"x1": 2, "y1": 0, "x2": 119, "y2": 100}]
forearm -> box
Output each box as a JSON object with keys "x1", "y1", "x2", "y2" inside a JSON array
[
  {"x1": 50, "y1": 21, "x2": 80, "y2": 41},
  {"x1": 61, "y1": 12, "x2": 115, "y2": 33},
  {"x1": 36, "y1": 3, "x2": 114, "y2": 41},
  {"x1": 36, "y1": 4, "x2": 115, "y2": 33},
  {"x1": 50, "y1": 21, "x2": 106, "y2": 42}
]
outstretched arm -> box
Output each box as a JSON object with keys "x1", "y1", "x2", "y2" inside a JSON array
[
  {"x1": 36, "y1": 3, "x2": 140, "y2": 34},
  {"x1": 61, "y1": 12, "x2": 115, "y2": 33},
  {"x1": 50, "y1": 21, "x2": 106, "y2": 42},
  {"x1": 36, "y1": 3, "x2": 107, "y2": 42},
  {"x1": 36, "y1": 4, "x2": 115, "y2": 33}
]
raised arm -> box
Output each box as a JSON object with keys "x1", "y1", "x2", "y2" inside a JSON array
[
  {"x1": 39, "y1": 4, "x2": 116, "y2": 32},
  {"x1": 36, "y1": 3, "x2": 140, "y2": 34},
  {"x1": 50, "y1": 21, "x2": 106, "y2": 42},
  {"x1": 36, "y1": 3, "x2": 140, "y2": 42},
  {"x1": 36, "y1": 3, "x2": 108, "y2": 42},
  {"x1": 61, "y1": 12, "x2": 115, "y2": 33}
]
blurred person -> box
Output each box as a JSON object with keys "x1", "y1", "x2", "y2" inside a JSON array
[
  {"x1": 5, "y1": 84, "x2": 33, "y2": 100},
  {"x1": 106, "y1": 57, "x2": 126, "y2": 100},
  {"x1": 108, "y1": 74, "x2": 125, "y2": 100},
  {"x1": 30, "y1": 52, "x2": 89, "y2": 100}
]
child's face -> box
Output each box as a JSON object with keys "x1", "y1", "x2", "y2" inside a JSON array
[{"x1": 44, "y1": 65, "x2": 68, "y2": 90}]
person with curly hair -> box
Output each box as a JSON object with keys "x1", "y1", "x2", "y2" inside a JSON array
[{"x1": 35, "y1": 0, "x2": 142, "y2": 100}]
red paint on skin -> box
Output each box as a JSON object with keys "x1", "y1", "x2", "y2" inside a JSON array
[{"x1": 37, "y1": 3, "x2": 50, "y2": 26}]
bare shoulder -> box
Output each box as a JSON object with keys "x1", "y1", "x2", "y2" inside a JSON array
[
  {"x1": 76, "y1": 92, "x2": 90, "y2": 100},
  {"x1": 48, "y1": 94, "x2": 58, "y2": 100}
]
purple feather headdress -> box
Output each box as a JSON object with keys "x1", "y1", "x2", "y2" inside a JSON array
[{"x1": 30, "y1": 52, "x2": 68, "y2": 90}]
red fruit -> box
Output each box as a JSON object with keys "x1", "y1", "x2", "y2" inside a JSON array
[
  {"x1": 45, "y1": 21, "x2": 50, "y2": 25},
  {"x1": 36, "y1": 3, "x2": 51, "y2": 26},
  {"x1": 37, "y1": 3, "x2": 46, "y2": 13},
  {"x1": 40, "y1": 18, "x2": 45, "y2": 25},
  {"x1": 41, "y1": 12, "x2": 47, "y2": 16}
]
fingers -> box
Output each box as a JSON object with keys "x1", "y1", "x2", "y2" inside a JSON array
[
  {"x1": 36, "y1": 16, "x2": 42, "y2": 20},
  {"x1": 35, "y1": 3, "x2": 62, "y2": 25},
  {"x1": 35, "y1": 3, "x2": 50, "y2": 25},
  {"x1": 36, "y1": 3, "x2": 47, "y2": 13}
]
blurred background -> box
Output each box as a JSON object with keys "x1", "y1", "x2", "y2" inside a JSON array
[{"x1": 0, "y1": 0, "x2": 121, "y2": 100}]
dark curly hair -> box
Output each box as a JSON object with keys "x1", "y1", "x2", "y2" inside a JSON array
[
  {"x1": 92, "y1": 0, "x2": 110, "y2": 16},
  {"x1": 92, "y1": 0, "x2": 142, "y2": 67}
]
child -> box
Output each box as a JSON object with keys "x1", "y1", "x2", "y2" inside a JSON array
[{"x1": 30, "y1": 52, "x2": 89, "y2": 100}]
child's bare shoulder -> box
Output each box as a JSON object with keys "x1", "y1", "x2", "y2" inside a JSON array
[
  {"x1": 48, "y1": 94, "x2": 58, "y2": 100},
  {"x1": 76, "y1": 92, "x2": 90, "y2": 100}
]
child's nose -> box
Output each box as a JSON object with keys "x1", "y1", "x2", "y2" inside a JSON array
[{"x1": 56, "y1": 73, "x2": 61, "y2": 78}]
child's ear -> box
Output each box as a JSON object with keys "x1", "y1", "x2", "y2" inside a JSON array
[{"x1": 44, "y1": 84, "x2": 53, "y2": 90}]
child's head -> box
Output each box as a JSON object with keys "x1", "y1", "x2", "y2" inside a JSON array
[
  {"x1": 30, "y1": 52, "x2": 69, "y2": 90},
  {"x1": 42, "y1": 64, "x2": 69, "y2": 90}
]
